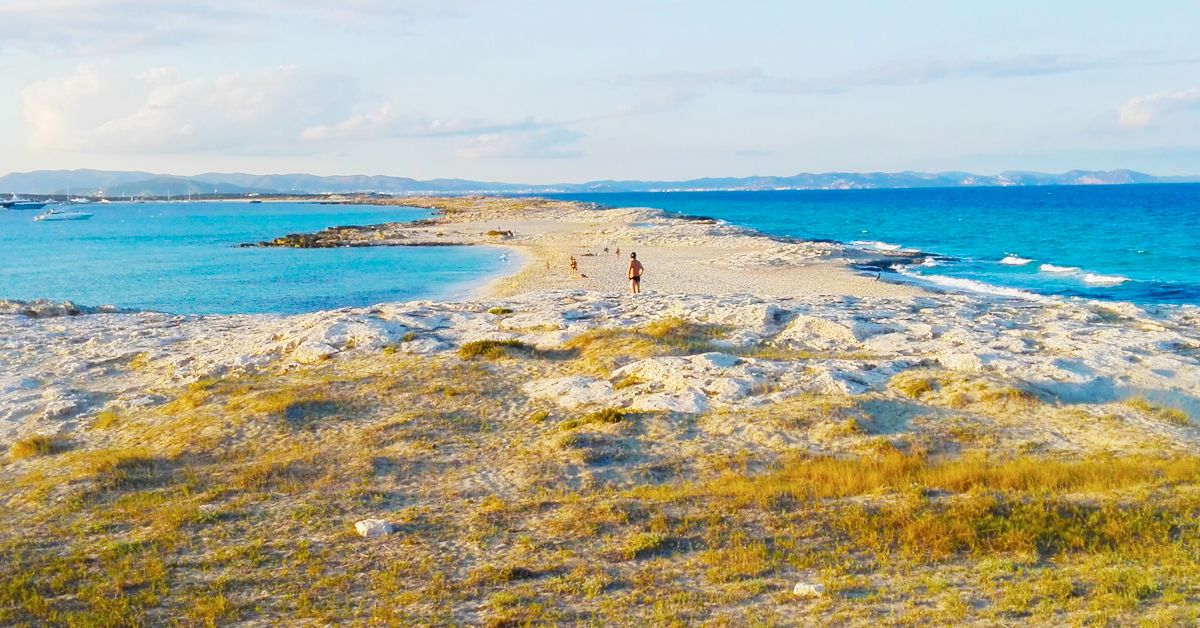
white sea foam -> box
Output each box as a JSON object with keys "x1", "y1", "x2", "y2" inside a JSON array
[
  {"x1": 897, "y1": 270, "x2": 1047, "y2": 301},
  {"x1": 1083, "y1": 273, "x2": 1130, "y2": 286},
  {"x1": 851, "y1": 240, "x2": 903, "y2": 251},
  {"x1": 999, "y1": 255, "x2": 1033, "y2": 266},
  {"x1": 1039, "y1": 263, "x2": 1081, "y2": 274}
]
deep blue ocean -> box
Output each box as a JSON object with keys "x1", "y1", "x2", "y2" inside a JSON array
[
  {"x1": 552, "y1": 184, "x2": 1200, "y2": 306},
  {"x1": 0, "y1": 201, "x2": 511, "y2": 314}
]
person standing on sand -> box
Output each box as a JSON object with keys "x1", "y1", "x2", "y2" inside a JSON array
[
  {"x1": 569, "y1": 255, "x2": 578, "y2": 276},
  {"x1": 628, "y1": 252, "x2": 644, "y2": 294}
]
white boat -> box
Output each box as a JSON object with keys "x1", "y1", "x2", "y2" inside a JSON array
[
  {"x1": 1, "y1": 195, "x2": 47, "y2": 210},
  {"x1": 69, "y1": 196, "x2": 93, "y2": 204},
  {"x1": 34, "y1": 208, "x2": 94, "y2": 221}
]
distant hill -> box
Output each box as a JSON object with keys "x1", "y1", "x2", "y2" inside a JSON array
[{"x1": 0, "y1": 168, "x2": 1195, "y2": 196}]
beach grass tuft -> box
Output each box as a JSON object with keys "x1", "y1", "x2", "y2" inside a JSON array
[
  {"x1": 458, "y1": 339, "x2": 535, "y2": 360},
  {"x1": 9, "y1": 435, "x2": 67, "y2": 460},
  {"x1": 1124, "y1": 396, "x2": 1191, "y2": 426}
]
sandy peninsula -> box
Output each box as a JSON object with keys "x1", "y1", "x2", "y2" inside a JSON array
[
  {"x1": 2, "y1": 197, "x2": 1200, "y2": 625},
  {"x1": 249, "y1": 196, "x2": 925, "y2": 299}
]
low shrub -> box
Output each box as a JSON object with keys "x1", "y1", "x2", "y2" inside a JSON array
[
  {"x1": 458, "y1": 339, "x2": 534, "y2": 360},
  {"x1": 9, "y1": 435, "x2": 67, "y2": 460}
]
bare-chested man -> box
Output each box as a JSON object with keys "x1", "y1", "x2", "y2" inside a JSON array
[{"x1": 628, "y1": 252, "x2": 644, "y2": 294}]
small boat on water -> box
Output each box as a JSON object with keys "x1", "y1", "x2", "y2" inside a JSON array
[
  {"x1": 1, "y1": 196, "x2": 47, "y2": 210},
  {"x1": 34, "y1": 208, "x2": 94, "y2": 221}
]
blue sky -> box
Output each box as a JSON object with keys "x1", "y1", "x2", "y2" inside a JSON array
[{"x1": 1, "y1": 0, "x2": 1198, "y2": 182}]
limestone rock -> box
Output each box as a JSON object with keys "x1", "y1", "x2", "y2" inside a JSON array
[
  {"x1": 793, "y1": 582, "x2": 826, "y2": 598},
  {"x1": 627, "y1": 388, "x2": 710, "y2": 414},
  {"x1": 292, "y1": 341, "x2": 337, "y2": 364},
  {"x1": 355, "y1": 519, "x2": 393, "y2": 538},
  {"x1": 523, "y1": 376, "x2": 615, "y2": 408},
  {"x1": 777, "y1": 315, "x2": 859, "y2": 348},
  {"x1": 937, "y1": 352, "x2": 983, "y2": 372}
]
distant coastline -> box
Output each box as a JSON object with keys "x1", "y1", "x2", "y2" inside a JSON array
[{"x1": 2, "y1": 167, "x2": 1197, "y2": 198}]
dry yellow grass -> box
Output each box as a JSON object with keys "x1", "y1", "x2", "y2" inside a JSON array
[
  {"x1": 3, "y1": 349, "x2": 1199, "y2": 626},
  {"x1": 1125, "y1": 396, "x2": 1192, "y2": 426},
  {"x1": 8, "y1": 435, "x2": 66, "y2": 460}
]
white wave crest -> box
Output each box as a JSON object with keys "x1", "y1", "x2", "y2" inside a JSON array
[
  {"x1": 1038, "y1": 263, "x2": 1080, "y2": 274},
  {"x1": 1083, "y1": 273, "x2": 1130, "y2": 286},
  {"x1": 851, "y1": 240, "x2": 903, "y2": 251},
  {"x1": 999, "y1": 255, "x2": 1033, "y2": 266},
  {"x1": 897, "y1": 270, "x2": 1047, "y2": 301}
]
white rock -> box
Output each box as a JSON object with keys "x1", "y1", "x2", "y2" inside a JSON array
[
  {"x1": 523, "y1": 376, "x2": 615, "y2": 408},
  {"x1": 793, "y1": 582, "x2": 825, "y2": 598},
  {"x1": 937, "y1": 352, "x2": 983, "y2": 372},
  {"x1": 292, "y1": 341, "x2": 337, "y2": 364},
  {"x1": 777, "y1": 315, "x2": 858, "y2": 348},
  {"x1": 355, "y1": 519, "x2": 393, "y2": 538},
  {"x1": 627, "y1": 388, "x2": 709, "y2": 413}
]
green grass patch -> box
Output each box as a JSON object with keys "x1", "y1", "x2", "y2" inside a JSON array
[{"x1": 458, "y1": 339, "x2": 535, "y2": 360}]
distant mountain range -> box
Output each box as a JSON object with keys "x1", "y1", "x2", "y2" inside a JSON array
[{"x1": 1, "y1": 168, "x2": 1196, "y2": 196}]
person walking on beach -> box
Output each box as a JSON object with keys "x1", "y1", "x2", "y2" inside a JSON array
[
  {"x1": 628, "y1": 252, "x2": 644, "y2": 294},
  {"x1": 569, "y1": 255, "x2": 578, "y2": 276}
]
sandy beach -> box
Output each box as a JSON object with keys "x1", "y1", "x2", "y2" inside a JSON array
[
  {"x1": 3, "y1": 196, "x2": 1200, "y2": 625},
  {"x1": 254, "y1": 196, "x2": 924, "y2": 300}
]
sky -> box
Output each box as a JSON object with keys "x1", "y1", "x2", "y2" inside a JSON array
[{"x1": 1, "y1": 0, "x2": 1198, "y2": 183}]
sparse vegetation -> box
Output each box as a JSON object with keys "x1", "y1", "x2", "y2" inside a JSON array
[
  {"x1": 3, "y1": 342, "x2": 1199, "y2": 626},
  {"x1": 612, "y1": 374, "x2": 644, "y2": 390},
  {"x1": 621, "y1": 531, "x2": 667, "y2": 560},
  {"x1": 487, "y1": 306, "x2": 514, "y2": 315},
  {"x1": 1125, "y1": 396, "x2": 1191, "y2": 426},
  {"x1": 559, "y1": 407, "x2": 625, "y2": 431},
  {"x1": 892, "y1": 372, "x2": 935, "y2": 399},
  {"x1": 458, "y1": 339, "x2": 534, "y2": 360},
  {"x1": 8, "y1": 435, "x2": 66, "y2": 460},
  {"x1": 91, "y1": 409, "x2": 120, "y2": 430}
]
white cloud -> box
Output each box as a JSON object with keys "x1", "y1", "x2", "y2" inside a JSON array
[
  {"x1": 22, "y1": 64, "x2": 355, "y2": 153},
  {"x1": 456, "y1": 127, "x2": 584, "y2": 159},
  {"x1": 22, "y1": 64, "x2": 586, "y2": 160},
  {"x1": 1117, "y1": 87, "x2": 1200, "y2": 128},
  {"x1": 303, "y1": 109, "x2": 584, "y2": 160},
  {"x1": 632, "y1": 53, "x2": 1177, "y2": 98},
  {"x1": 0, "y1": 0, "x2": 476, "y2": 55}
]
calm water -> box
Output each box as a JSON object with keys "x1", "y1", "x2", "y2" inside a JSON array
[
  {"x1": 552, "y1": 185, "x2": 1200, "y2": 306},
  {"x1": 0, "y1": 201, "x2": 511, "y2": 314}
]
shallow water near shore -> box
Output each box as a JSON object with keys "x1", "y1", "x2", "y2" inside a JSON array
[
  {"x1": 0, "y1": 201, "x2": 511, "y2": 314},
  {"x1": 552, "y1": 184, "x2": 1200, "y2": 306}
]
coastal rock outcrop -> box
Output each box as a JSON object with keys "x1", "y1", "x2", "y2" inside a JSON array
[{"x1": 3, "y1": 289, "x2": 1199, "y2": 449}]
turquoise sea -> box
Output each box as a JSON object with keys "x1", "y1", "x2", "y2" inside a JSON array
[
  {"x1": 0, "y1": 201, "x2": 511, "y2": 314},
  {"x1": 554, "y1": 184, "x2": 1200, "y2": 306},
  {"x1": 3, "y1": 186, "x2": 1197, "y2": 314}
]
